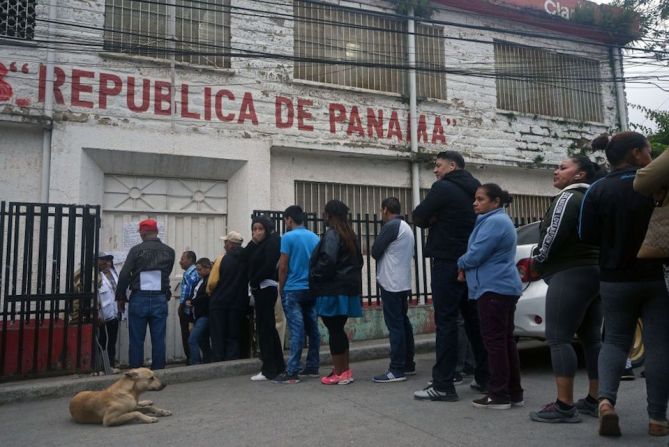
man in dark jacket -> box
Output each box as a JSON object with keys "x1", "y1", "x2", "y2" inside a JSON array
[
  {"x1": 412, "y1": 151, "x2": 489, "y2": 402},
  {"x1": 116, "y1": 219, "x2": 175, "y2": 370},
  {"x1": 207, "y1": 231, "x2": 249, "y2": 362}
]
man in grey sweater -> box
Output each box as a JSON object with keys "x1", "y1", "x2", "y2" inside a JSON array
[{"x1": 372, "y1": 197, "x2": 416, "y2": 383}]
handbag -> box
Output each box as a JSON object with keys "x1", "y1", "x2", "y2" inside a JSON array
[{"x1": 638, "y1": 205, "x2": 669, "y2": 259}]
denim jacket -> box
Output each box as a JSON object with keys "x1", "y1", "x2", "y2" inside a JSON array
[{"x1": 457, "y1": 208, "x2": 522, "y2": 300}]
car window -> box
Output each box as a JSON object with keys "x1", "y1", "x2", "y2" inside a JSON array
[{"x1": 516, "y1": 221, "x2": 540, "y2": 245}]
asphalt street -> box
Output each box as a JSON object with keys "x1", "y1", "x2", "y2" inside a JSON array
[{"x1": 0, "y1": 345, "x2": 663, "y2": 447}]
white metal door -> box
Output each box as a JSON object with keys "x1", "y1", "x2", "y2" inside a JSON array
[{"x1": 101, "y1": 175, "x2": 227, "y2": 365}]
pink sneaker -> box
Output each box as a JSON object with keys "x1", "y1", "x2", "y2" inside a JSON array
[
  {"x1": 337, "y1": 369, "x2": 354, "y2": 385},
  {"x1": 321, "y1": 370, "x2": 340, "y2": 385}
]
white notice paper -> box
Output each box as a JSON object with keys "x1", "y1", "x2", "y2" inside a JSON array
[
  {"x1": 122, "y1": 221, "x2": 167, "y2": 251},
  {"x1": 140, "y1": 270, "x2": 162, "y2": 291}
]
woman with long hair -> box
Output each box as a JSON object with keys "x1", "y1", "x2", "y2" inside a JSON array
[
  {"x1": 457, "y1": 184, "x2": 523, "y2": 410},
  {"x1": 580, "y1": 131, "x2": 669, "y2": 438},
  {"x1": 529, "y1": 156, "x2": 605, "y2": 423},
  {"x1": 309, "y1": 199, "x2": 363, "y2": 385}
]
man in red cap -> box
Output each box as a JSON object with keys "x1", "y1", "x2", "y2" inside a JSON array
[{"x1": 116, "y1": 219, "x2": 175, "y2": 370}]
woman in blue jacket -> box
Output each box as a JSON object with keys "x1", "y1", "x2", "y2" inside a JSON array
[{"x1": 457, "y1": 183, "x2": 523, "y2": 410}]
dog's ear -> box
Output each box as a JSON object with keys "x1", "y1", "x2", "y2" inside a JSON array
[{"x1": 125, "y1": 370, "x2": 140, "y2": 379}]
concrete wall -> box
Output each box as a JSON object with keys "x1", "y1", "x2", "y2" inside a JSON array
[
  {"x1": 0, "y1": 1, "x2": 620, "y2": 206},
  {"x1": 0, "y1": 123, "x2": 43, "y2": 202}
]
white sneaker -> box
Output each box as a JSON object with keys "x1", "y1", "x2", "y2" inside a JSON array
[{"x1": 251, "y1": 372, "x2": 267, "y2": 381}]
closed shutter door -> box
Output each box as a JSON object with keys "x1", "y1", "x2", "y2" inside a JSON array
[{"x1": 102, "y1": 175, "x2": 227, "y2": 365}]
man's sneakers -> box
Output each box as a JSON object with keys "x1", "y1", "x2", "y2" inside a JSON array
[
  {"x1": 321, "y1": 369, "x2": 354, "y2": 385},
  {"x1": 373, "y1": 371, "x2": 406, "y2": 383},
  {"x1": 472, "y1": 395, "x2": 511, "y2": 410},
  {"x1": 414, "y1": 386, "x2": 459, "y2": 402},
  {"x1": 530, "y1": 401, "x2": 582, "y2": 423},
  {"x1": 452, "y1": 372, "x2": 464, "y2": 385},
  {"x1": 598, "y1": 399, "x2": 622, "y2": 437},
  {"x1": 299, "y1": 367, "x2": 320, "y2": 378},
  {"x1": 272, "y1": 372, "x2": 301, "y2": 384},
  {"x1": 574, "y1": 396, "x2": 599, "y2": 417},
  {"x1": 250, "y1": 372, "x2": 268, "y2": 381}
]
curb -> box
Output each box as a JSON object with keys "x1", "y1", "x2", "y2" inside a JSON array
[{"x1": 0, "y1": 336, "x2": 435, "y2": 405}]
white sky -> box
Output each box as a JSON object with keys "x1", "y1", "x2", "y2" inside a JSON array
[{"x1": 591, "y1": 0, "x2": 669, "y2": 129}]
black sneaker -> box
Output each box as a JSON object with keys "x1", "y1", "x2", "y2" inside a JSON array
[
  {"x1": 272, "y1": 372, "x2": 301, "y2": 384},
  {"x1": 404, "y1": 367, "x2": 417, "y2": 376},
  {"x1": 413, "y1": 386, "x2": 459, "y2": 402},
  {"x1": 299, "y1": 368, "x2": 320, "y2": 378},
  {"x1": 620, "y1": 367, "x2": 635, "y2": 381},
  {"x1": 470, "y1": 380, "x2": 487, "y2": 394},
  {"x1": 453, "y1": 372, "x2": 464, "y2": 385},
  {"x1": 472, "y1": 395, "x2": 511, "y2": 410}
]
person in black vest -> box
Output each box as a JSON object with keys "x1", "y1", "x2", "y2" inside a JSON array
[{"x1": 207, "y1": 231, "x2": 249, "y2": 362}]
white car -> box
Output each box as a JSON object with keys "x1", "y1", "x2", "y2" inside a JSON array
[{"x1": 513, "y1": 221, "x2": 547, "y2": 339}]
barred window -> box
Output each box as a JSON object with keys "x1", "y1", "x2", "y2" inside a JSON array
[
  {"x1": 0, "y1": 0, "x2": 36, "y2": 40},
  {"x1": 494, "y1": 41, "x2": 603, "y2": 122},
  {"x1": 294, "y1": 1, "x2": 446, "y2": 99},
  {"x1": 104, "y1": 0, "x2": 231, "y2": 69}
]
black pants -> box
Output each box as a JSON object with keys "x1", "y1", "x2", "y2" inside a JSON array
[
  {"x1": 254, "y1": 287, "x2": 285, "y2": 378},
  {"x1": 322, "y1": 315, "x2": 349, "y2": 355},
  {"x1": 178, "y1": 303, "x2": 192, "y2": 362},
  {"x1": 98, "y1": 318, "x2": 119, "y2": 368},
  {"x1": 209, "y1": 307, "x2": 243, "y2": 362},
  {"x1": 431, "y1": 259, "x2": 489, "y2": 392}
]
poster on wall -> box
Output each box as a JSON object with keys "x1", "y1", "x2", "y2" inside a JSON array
[{"x1": 122, "y1": 221, "x2": 167, "y2": 251}]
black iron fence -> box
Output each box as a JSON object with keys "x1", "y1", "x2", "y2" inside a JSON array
[
  {"x1": 0, "y1": 202, "x2": 100, "y2": 379},
  {"x1": 253, "y1": 210, "x2": 541, "y2": 307}
]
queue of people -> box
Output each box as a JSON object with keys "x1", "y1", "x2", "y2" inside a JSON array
[{"x1": 103, "y1": 135, "x2": 667, "y2": 440}]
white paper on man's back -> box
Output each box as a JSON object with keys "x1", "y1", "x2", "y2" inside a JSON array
[{"x1": 140, "y1": 270, "x2": 162, "y2": 291}]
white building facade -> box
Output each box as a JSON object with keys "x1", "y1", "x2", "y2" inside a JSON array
[{"x1": 0, "y1": 0, "x2": 633, "y2": 362}]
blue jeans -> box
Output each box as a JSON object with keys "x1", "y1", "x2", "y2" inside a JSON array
[
  {"x1": 380, "y1": 286, "x2": 415, "y2": 374},
  {"x1": 431, "y1": 259, "x2": 489, "y2": 392},
  {"x1": 282, "y1": 290, "x2": 320, "y2": 375},
  {"x1": 128, "y1": 291, "x2": 168, "y2": 370},
  {"x1": 598, "y1": 280, "x2": 669, "y2": 421},
  {"x1": 188, "y1": 317, "x2": 211, "y2": 365}
]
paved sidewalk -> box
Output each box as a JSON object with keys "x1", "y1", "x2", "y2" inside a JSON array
[
  {"x1": 0, "y1": 347, "x2": 661, "y2": 447},
  {"x1": 0, "y1": 334, "x2": 436, "y2": 405}
]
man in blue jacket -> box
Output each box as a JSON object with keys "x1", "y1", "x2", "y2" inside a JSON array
[{"x1": 412, "y1": 151, "x2": 489, "y2": 402}]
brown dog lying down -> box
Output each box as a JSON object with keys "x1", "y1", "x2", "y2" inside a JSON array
[{"x1": 69, "y1": 368, "x2": 172, "y2": 427}]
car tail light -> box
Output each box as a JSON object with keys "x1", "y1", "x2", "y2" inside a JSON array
[{"x1": 516, "y1": 258, "x2": 541, "y2": 283}]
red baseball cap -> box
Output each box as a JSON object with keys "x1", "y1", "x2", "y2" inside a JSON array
[{"x1": 138, "y1": 219, "x2": 158, "y2": 233}]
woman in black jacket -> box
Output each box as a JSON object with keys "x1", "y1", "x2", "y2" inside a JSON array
[
  {"x1": 310, "y1": 200, "x2": 363, "y2": 385},
  {"x1": 245, "y1": 215, "x2": 285, "y2": 381},
  {"x1": 579, "y1": 132, "x2": 669, "y2": 438}
]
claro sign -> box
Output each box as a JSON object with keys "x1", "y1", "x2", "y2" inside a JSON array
[{"x1": 495, "y1": 0, "x2": 583, "y2": 20}]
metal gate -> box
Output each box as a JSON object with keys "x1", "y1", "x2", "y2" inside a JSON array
[{"x1": 0, "y1": 202, "x2": 100, "y2": 378}]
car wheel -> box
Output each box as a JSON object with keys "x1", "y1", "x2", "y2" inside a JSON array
[{"x1": 630, "y1": 319, "x2": 645, "y2": 368}]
